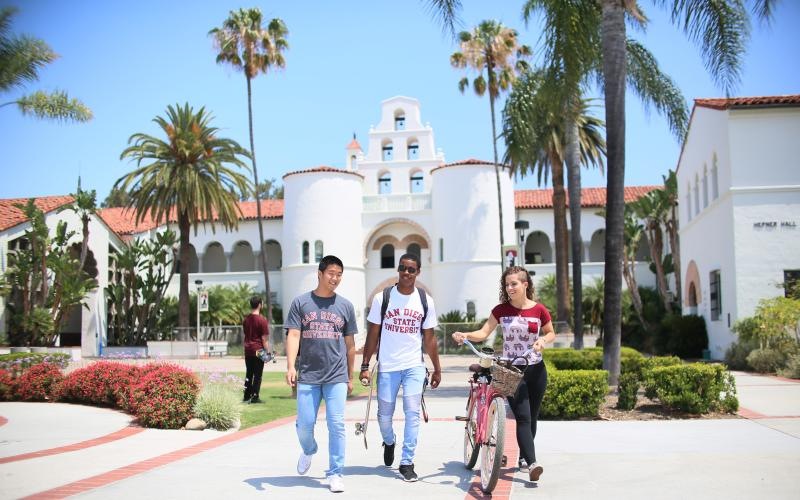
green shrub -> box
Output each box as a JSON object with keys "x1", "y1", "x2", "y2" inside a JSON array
[
  {"x1": 540, "y1": 369, "x2": 608, "y2": 419},
  {"x1": 746, "y1": 348, "x2": 786, "y2": 374},
  {"x1": 195, "y1": 384, "x2": 242, "y2": 430},
  {"x1": 616, "y1": 372, "x2": 639, "y2": 410},
  {"x1": 644, "y1": 363, "x2": 738, "y2": 414},
  {"x1": 543, "y1": 347, "x2": 642, "y2": 372},
  {"x1": 659, "y1": 314, "x2": 708, "y2": 358},
  {"x1": 780, "y1": 354, "x2": 800, "y2": 379},
  {"x1": 724, "y1": 338, "x2": 759, "y2": 370},
  {"x1": 640, "y1": 356, "x2": 682, "y2": 399}
]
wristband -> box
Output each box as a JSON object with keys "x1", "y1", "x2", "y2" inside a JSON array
[{"x1": 360, "y1": 363, "x2": 369, "y2": 371}]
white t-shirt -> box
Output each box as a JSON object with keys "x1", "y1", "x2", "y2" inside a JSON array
[{"x1": 366, "y1": 286, "x2": 438, "y2": 372}]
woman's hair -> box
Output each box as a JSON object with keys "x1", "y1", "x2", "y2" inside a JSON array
[{"x1": 499, "y1": 266, "x2": 535, "y2": 303}]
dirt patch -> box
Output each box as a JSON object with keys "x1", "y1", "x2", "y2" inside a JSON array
[{"x1": 594, "y1": 393, "x2": 740, "y2": 421}]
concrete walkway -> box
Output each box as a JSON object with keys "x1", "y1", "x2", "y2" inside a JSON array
[{"x1": 1, "y1": 358, "x2": 799, "y2": 499}]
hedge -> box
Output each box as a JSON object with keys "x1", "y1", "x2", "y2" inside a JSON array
[
  {"x1": 540, "y1": 369, "x2": 608, "y2": 419},
  {"x1": 643, "y1": 363, "x2": 738, "y2": 414}
]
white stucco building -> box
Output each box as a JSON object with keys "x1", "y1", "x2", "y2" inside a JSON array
[
  {"x1": 677, "y1": 94, "x2": 800, "y2": 359},
  {"x1": 2, "y1": 96, "x2": 659, "y2": 355}
]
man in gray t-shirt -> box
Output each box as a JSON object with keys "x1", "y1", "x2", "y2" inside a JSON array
[{"x1": 285, "y1": 255, "x2": 356, "y2": 493}]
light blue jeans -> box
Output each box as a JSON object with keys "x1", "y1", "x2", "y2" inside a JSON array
[
  {"x1": 296, "y1": 382, "x2": 347, "y2": 477},
  {"x1": 377, "y1": 365, "x2": 426, "y2": 465}
]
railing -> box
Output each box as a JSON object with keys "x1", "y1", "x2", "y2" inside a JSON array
[{"x1": 362, "y1": 193, "x2": 431, "y2": 212}]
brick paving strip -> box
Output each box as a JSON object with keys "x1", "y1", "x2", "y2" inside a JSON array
[
  {"x1": 0, "y1": 416, "x2": 7, "y2": 427},
  {"x1": 23, "y1": 415, "x2": 297, "y2": 500},
  {"x1": 0, "y1": 426, "x2": 145, "y2": 464},
  {"x1": 465, "y1": 419, "x2": 519, "y2": 500}
]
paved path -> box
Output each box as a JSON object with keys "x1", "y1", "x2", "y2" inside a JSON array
[{"x1": 1, "y1": 358, "x2": 799, "y2": 499}]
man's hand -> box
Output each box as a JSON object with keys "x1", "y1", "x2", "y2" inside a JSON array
[
  {"x1": 359, "y1": 369, "x2": 370, "y2": 386},
  {"x1": 430, "y1": 370, "x2": 441, "y2": 389},
  {"x1": 286, "y1": 367, "x2": 297, "y2": 387},
  {"x1": 347, "y1": 380, "x2": 354, "y2": 395}
]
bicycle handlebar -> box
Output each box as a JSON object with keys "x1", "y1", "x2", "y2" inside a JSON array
[{"x1": 462, "y1": 339, "x2": 536, "y2": 363}]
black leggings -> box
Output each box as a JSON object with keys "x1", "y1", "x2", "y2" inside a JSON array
[
  {"x1": 507, "y1": 362, "x2": 547, "y2": 464},
  {"x1": 244, "y1": 355, "x2": 265, "y2": 400}
]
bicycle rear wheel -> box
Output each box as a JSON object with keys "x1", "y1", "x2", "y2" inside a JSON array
[
  {"x1": 463, "y1": 395, "x2": 480, "y2": 469},
  {"x1": 480, "y1": 397, "x2": 506, "y2": 493}
]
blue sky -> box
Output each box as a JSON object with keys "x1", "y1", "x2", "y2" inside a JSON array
[{"x1": 1, "y1": 0, "x2": 798, "y2": 200}]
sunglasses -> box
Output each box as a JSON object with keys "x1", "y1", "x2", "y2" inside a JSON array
[{"x1": 397, "y1": 264, "x2": 418, "y2": 274}]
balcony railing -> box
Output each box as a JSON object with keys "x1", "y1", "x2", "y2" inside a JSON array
[{"x1": 363, "y1": 193, "x2": 431, "y2": 212}]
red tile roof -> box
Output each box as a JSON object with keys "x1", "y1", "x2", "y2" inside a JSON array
[
  {"x1": 694, "y1": 94, "x2": 800, "y2": 110},
  {"x1": 282, "y1": 165, "x2": 364, "y2": 180},
  {"x1": 515, "y1": 186, "x2": 660, "y2": 209},
  {"x1": 98, "y1": 200, "x2": 284, "y2": 235},
  {"x1": 0, "y1": 195, "x2": 75, "y2": 232}
]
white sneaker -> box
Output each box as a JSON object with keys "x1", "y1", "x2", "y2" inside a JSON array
[
  {"x1": 329, "y1": 474, "x2": 345, "y2": 493},
  {"x1": 297, "y1": 453, "x2": 312, "y2": 475}
]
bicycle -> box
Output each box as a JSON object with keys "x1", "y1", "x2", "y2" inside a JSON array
[{"x1": 456, "y1": 340, "x2": 527, "y2": 493}]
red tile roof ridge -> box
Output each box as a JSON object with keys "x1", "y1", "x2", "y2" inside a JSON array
[
  {"x1": 515, "y1": 185, "x2": 660, "y2": 209},
  {"x1": 282, "y1": 165, "x2": 364, "y2": 179},
  {"x1": 694, "y1": 94, "x2": 800, "y2": 110}
]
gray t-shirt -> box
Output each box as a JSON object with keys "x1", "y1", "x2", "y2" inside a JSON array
[{"x1": 285, "y1": 291, "x2": 358, "y2": 384}]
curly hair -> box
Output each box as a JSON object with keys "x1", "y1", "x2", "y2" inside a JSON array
[{"x1": 499, "y1": 266, "x2": 535, "y2": 303}]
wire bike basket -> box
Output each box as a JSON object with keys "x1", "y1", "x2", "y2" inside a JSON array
[{"x1": 490, "y1": 361, "x2": 525, "y2": 397}]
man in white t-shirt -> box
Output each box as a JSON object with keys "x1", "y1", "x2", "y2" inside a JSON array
[{"x1": 359, "y1": 253, "x2": 442, "y2": 482}]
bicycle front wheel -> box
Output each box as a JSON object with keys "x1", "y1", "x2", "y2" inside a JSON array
[
  {"x1": 480, "y1": 397, "x2": 506, "y2": 493},
  {"x1": 463, "y1": 396, "x2": 479, "y2": 469}
]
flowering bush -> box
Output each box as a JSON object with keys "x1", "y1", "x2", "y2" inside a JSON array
[
  {"x1": 0, "y1": 352, "x2": 70, "y2": 376},
  {"x1": 129, "y1": 364, "x2": 199, "y2": 429},
  {"x1": 0, "y1": 369, "x2": 15, "y2": 401},
  {"x1": 14, "y1": 363, "x2": 64, "y2": 401},
  {"x1": 57, "y1": 361, "x2": 141, "y2": 409}
]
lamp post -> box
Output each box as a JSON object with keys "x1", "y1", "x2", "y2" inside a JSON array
[
  {"x1": 195, "y1": 279, "x2": 203, "y2": 358},
  {"x1": 514, "y1": 220, "x2": 530, "y2": 265}
]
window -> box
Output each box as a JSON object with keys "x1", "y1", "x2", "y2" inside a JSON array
[
  {"x1": 686, "y1": 184, "x2": 692, "y2": 222},
  {"x1": 693, "y1": 175, "x2": 700, "y2": 216},
  {"x1": 378, "y1": 172, "x2": 392, "y2": 194},
  {"x1": 395, "y1": 115, "x2": 405, "y2": 130},
  {"x1": 711, "y1": 154, "x2": 719, "y2": 200},
  {"x1": 407, "y1": 143, "x2": 419, "y2": 160},
  {"x1": 302, "y1": 241, "x2": 309, "y2": 264},
  {"x1": 702, "y1": 165, "x2": 709, "y2": 208},
  {"x1": 466, "y1": 301, "x2": 476, "y2": 321},
  {"x1": 350, "y1": 154, "x2": 357, "y2": 169},
  {"x1": 382, "y1": 144, "x2": 394, "y2": 161},
  {"x1": 381, "y1": 244, "x2": 395, "y2": 269},
  {"x1": 410, "y1": 172, "x2": 424, "y2": 193},
  {"x1": 439, "y1": 238, "x2": 444, "y2": 262},
  {"x1": 710, "y1": 270, "x2": 721, "y2": 321},
  {"x1": 785, "y1": 270, "x2": 800, "y2": 298},
  {"x1": 314, "y1": 240, "x2": 323, "y2": 263},
  {"x1": 407, "y1": 243, "x2": 421, "y2": 259}
]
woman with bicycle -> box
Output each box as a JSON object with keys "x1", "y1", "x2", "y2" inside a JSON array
[{"x1": 452, "y1": 265, "x2": 555, "y2": 483}]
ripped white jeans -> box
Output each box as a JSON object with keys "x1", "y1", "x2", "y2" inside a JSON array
[{"x1": 377, "y1": 365, "x2": 426, "y2": 465}]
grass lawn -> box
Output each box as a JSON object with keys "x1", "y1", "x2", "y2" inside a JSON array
[{"x1": 234, "y1": 372, "x2": 369, "y2": 430}]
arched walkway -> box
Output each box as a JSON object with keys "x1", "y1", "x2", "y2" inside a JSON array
[{"x1": 524, "y1": 231, "x2": 552, "y2": 264}]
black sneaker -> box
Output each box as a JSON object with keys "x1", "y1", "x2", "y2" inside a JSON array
[
  {"x1": 398, "y1": 463, "x2": 418, "y2": 482},
  {"x1": 382, "y1": 442, "x2": 395, "y2": 466},
  {"x1": 249, "y1": 397, "x2": 263, "y2": 404}
]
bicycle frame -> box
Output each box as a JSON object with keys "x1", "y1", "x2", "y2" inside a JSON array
[{"x1": 465, "y1": 366, "x2": 504, "y2": 446}]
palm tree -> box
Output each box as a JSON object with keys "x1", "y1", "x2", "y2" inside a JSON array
[
  {"x1": 597, "y1": 0, "x2": 774, "y2": 383},
  {"x1": 61, "y1": 185, "x2": 97, "y2": 272},
  {"x1": 662, "y1": 170, "x2": 681, "y2": 304},
  {"x1": 630, "y1": 188, "x2": 672, "y2": 312},
  {"x1": 451, "y1": 20, "x2": 531, "y2": 268},
  {"x1": 115, "y1": 103, "x2": 252, "y2": 334},
  {"x1": 0, "y1": 7, "x2": 91, "y2": 122},
  {"x1": 209, "y1": 8, "x2": 288, "y2": 324},
  {"x1": 503, "y1": 70, "x2": 605, "y2": 332}
]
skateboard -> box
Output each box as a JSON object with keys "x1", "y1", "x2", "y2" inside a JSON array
[{"x1": 354, "y1": 365, "x2": 377, "y2": 449}]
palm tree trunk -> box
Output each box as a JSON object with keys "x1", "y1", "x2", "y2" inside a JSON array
[
  {"x1": 489, "y1": 91, "x2": 506, "y2": 269},
  {"x1": 648, "y1": 225, "x2": 671, "y2": 312},
  {"x1": 80, "y1": 214, "x2": 89, "y2": 271},
  {"x1": 178, "y1": 212, "x2": 190, "y2": 335},
  {"x1": 566, "y1": 119, "x2": 584, "y2": 348},
  {"x1": 600, "y1": 0, "x2": 627, "y2": 385},
  {"x1": 622, "y1": 251, "x2": 648, "y2": 330},
  {"x1": 668, "y1": 211, "x2": 681, "y2": 309},
  {"x1": 246, "y1": 76, "x2": 273, "y2": 323},
  {"x1": 551, "y1": 155, "x2": 570, "y2": 329}
]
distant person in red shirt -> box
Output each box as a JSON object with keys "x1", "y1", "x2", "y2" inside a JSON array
[{"x1": 243, "y1": 296, "x2": 270, "y2": 404}]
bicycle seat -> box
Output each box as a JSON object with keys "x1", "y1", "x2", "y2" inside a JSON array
[{"x1": 468, "y1": 363, "x2": 484, "y2": 373}]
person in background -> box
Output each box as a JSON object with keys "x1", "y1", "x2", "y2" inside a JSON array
[{"x1": 243, "y1": 296, "x2": 270, "y2": 404}]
